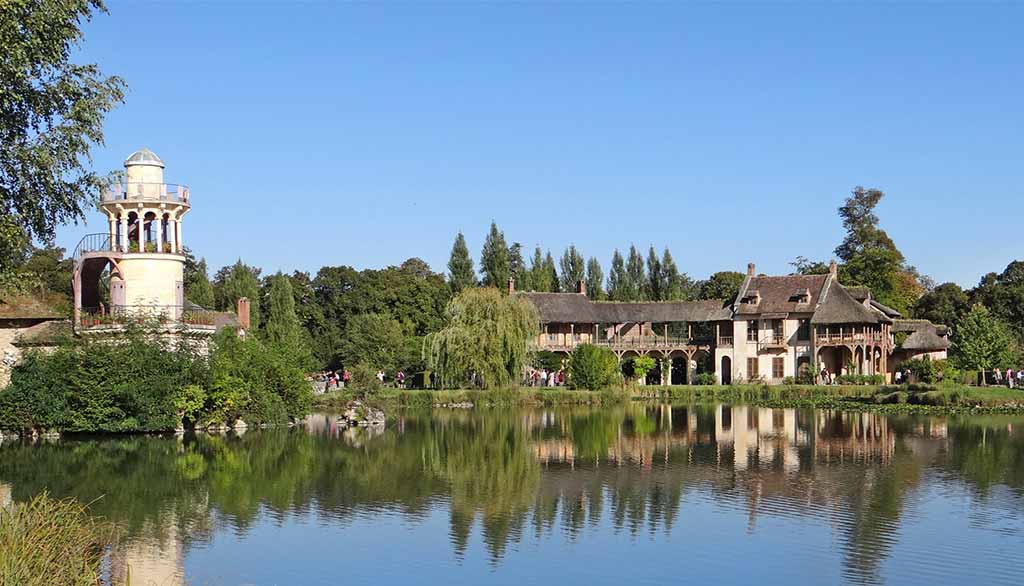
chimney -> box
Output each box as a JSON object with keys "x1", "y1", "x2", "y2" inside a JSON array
[
  {"x1": 747, "y1": 262, "x2": 756, "y2": 277},
  {"x1": 507, "y1": 276, "x2": 515, "y2": 295},
  {"x1": 237, "y1": 297, "x2": 250, "y2": 331},
  {"x1": 829, "y1": 260, "x2": 838, "y2": 277},
  {"x1": 577, "y1": 279, "x2": 586, "y2": 296}
]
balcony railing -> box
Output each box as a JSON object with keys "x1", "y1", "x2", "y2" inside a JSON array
[
  {"x1": 77, "y1": 305, "x2": 216, "y2": 329},
  {"x1": 73, "y1": 233, "x2": 114, "y2": 261},
  {"x1": 758, "y1": 333, "x2": 787, "y2": 352},
  {"x1": 718, "y1": 336, "x2": 734, "y2": 347},
  {"x1": 102, "y1": 181, "x2": 190, "y2": 204},
  {"x1": 538, "y1": 335, "x2": 714, "y2": 351},
  {"x1": 816, "y1": 332, "x2": 886, "y2": 345}
]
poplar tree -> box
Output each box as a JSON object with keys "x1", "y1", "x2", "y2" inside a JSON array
[
  {"x1": 447, "y1": 232, "x2": 475, "y2": 293},
  {"x1": 508, "y1": 242, "x2": 529, "y2": 291},
  {"x1": 645, "y1": 245, "x2": 663, "y2": 301},
  {"x1": 480, "y1": 222, "x2": 510, "y2": 289},
  {"x1": 215, "y1": 260, "x2": 261, "y2": 329},
  {"x1": 543, "y1": 252, "x2": 560, "y2": 293},
  {"x1": 661, "y1": 248, "x2": 681, "y2": 301},
  {"x1": 607, "y1": 250, "x2": 627, "y2": 301},
  {"x1": 585, "y1": 257, "x2": 604, "y2": 300},
  {"x1": 626, "y1": 245, "x2": 646, "y2": 301},
  {"x1": 184, "y1": 255, "x2": 215, "y2": 309},
  {"x1": 559, "y1": 245, "x2": 585, "y2": 292},
  {"x1": 264, "y1": 272, "x2": 302, "y2": 348},
  {"x1": 529, "y1": 246, "x2": 550, "y2": 292}
]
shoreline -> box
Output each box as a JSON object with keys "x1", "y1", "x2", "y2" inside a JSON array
[{"x1": 314, "y1": 384, "x2": 1024, "y2": 415}]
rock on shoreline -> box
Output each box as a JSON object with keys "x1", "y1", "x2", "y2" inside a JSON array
[{"x1": 339, "y1": 401, "x2": 385, "y2": 428}]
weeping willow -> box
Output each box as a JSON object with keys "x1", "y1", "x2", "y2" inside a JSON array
[{"x1": 425, "y1": 288, "x2": 539, "y2": 389}]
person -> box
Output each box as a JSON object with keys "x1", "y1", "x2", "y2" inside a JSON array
[
  {"x1": 377, "y1": 370, "x2": 385, "y2": 385},
  {"x1": 1008, "y1": 368, "x2": 1015, "y2": 389},
  {"x1": 540, "y1": 369, "x2": 548, "y2": 387},
  {"x1": 342, "y1": 369, "x2": 350, "y2": 388},
  {"x1": 396, "y1": 370, "x2": 406, "y2": 389},
  {"x1": 994, "y1": 368, "x2": 1002, "y2": 386},
  {"x1": 557, "y1": 370, "x2": 565, "y2": 386},
  {"x1": 894, "y1": 370, "x2": 902, "y2": 384},
  {"x1": 1017, "y1": 369, "x2": 1023, "y2": 389},
  {"x1": 820, "y1": 367, "x2": 829, "y2": 385}
]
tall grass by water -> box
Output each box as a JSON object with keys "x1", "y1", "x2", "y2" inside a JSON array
[{"x1": 0, "y1": 493, "x2": 119, "y2": 586}]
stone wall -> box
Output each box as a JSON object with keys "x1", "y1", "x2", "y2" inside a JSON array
[{"x1": 0, "y1": 325, "x2": 27, "y2": 387}]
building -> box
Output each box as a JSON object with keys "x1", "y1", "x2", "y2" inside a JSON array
[
  {"x1": 70, "y1": 148, "x2": 239, "y2": 337},
  {"x1": 516, "y1": 261, "x2": 948, "y2": 384},
  {"x1": 0, "y1": 291, "x2": 69, "y2": 387}
]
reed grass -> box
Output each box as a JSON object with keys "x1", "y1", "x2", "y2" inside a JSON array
[{"x1": 0, "y1": 493, "x2": 119, "y2": 586}]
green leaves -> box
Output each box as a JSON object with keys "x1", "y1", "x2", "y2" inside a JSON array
[
  {"x1": 952, "y1": 304, "x2": 1017, "y2": 372},
  {"x1": 568, "y1": 344, "x2": 620, "y2": 390}
]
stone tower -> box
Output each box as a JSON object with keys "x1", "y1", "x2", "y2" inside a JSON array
[{"x1": 72, "y1": 148, "x2": 202, "y2": 332}]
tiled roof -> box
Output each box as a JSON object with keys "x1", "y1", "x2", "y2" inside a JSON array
[
  {"x1": 734, "y1": 274, "x2": 829, "y2": 316},
  {"x1": 516, "y1": 293, "x2": 730, "y2": 323}
]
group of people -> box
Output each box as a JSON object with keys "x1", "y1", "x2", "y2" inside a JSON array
[
  {"x1": 526, "y1": 368, "x2": 566, "y2": 387},
  {"x1": 314, "y1": 370, "x2": 350, "y2": 391},
  {"x1": 990, "y1": 367, "x2": 1024, "y2": 388}
]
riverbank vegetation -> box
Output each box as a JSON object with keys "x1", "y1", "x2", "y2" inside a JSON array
[
  {"x1": 0, "y1": 325, "x2": 311, "y2": 433},
  {"x1": 0, "y1": 493, "x2": 119, "y2": 586}
]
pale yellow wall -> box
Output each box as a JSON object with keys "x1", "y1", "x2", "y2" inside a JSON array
[{"x1": 119, "y1": 255, "x2": 183, "y2": 306}]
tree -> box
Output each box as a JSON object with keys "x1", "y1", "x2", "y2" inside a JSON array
[
  {"x1": 400, "y1": 257, "x2": 433, "y2": 279},
  {"x1": 480, "y1": 222, "x2": 509, "y2": 289},
  {"x1": 214, "y1": 260, "x2": 261, "y2": 329},
  {"x1": 661, "y1": 248, "x2": 694, "y2": 301},
  {"x1": 834, "y1": 186, "x2": 903, "y2": 263},
  {"x1": 0, "y1": 0, "x2": 126, "y2": 247},
  {"x1": 606, "y1": 250, "x2": 627, "y2": 301},
  {"x1": 625, "y1": 245, "x2": 645, "y2": 301},
  {"x1": 645, "y1": 246, "x2": 663, "y2": 301},
  {"x1": 447, "y1": 232, "x2": 475, "y2": 293},
  {"x1": 183, "y1": 250, "x2": 214, "y2": 308},
  {"x1": 568, "y1": 344, "x2": 620, "y2": 390},
  {"x1": 631, "y1": 356, "x2": 656, "y2": 382},
  {"x1": 559, "y1": 245, "x2": 585, "y2": 292},
  {"x1": 263, "y1": 272, "x2": 302, "y2": 349},
  {"x1": 425, "y1": 288, "x2": 538, "y2": 389},
  {"x1": 790, "y1": 256, "x2": 831, "y2": 275},
  {"x1": 952, "y1": 304, "x2": 1016, "y2": 377},
  {"x1": 508, "y1": 242, "x2": 529, "y2": 291},
  {"x1": 339, "y1": 313, "x2": 405, "y2": 373},
  {"x1": 585, "y1": 257, "x2": 604, "y2": 300},
  {"x1": 543, "y1": 252, "x2": 560, "y2": 293},
  {"x1": 698, "y1": 271, "x2": 746, "y2": 301},
  {"x1": 529, "y1": 247, "x2": 551, "y2": 292},
  {"x1": 17, "y1": 245, "x2": 72, "y2": 297},
  {"x1": 839, "y1": 247, "x2": 916, "y2": 315},
  {"x1": 913, "y1": 283, "x2": 969, "y2": 327},
  {"x1": 970, "y1": 260, "x2": 1024, "y2": 343}
]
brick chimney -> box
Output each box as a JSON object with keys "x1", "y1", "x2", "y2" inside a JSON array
[
  {"x1": 507, "y1": 276, "x2": 515, "y2": 295},
  {"x1": 237, "y1": 297, "x2": 250, "y2": 331},
  {"x1": 829, "y1": 260, "x2": 838, "y2": 277},
  {"x1": 577, "y1": 279, "x2": 586, "y2": 296},
  {"x1": 747, "y1": 262, "x2": 756, "y2": 277}
]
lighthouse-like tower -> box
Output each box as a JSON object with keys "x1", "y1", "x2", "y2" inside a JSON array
[{"x1": 72, "y1": 148, "x2": 206, "y2": 332}]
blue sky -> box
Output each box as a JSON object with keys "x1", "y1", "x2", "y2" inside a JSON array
[{"x1": 56, "y1": 2, "x2": 1023, "y2": 287}]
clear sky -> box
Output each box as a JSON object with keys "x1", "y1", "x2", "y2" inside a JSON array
[{"x1": 55, "y1": 2, "x2": 1023, "y2": 288}]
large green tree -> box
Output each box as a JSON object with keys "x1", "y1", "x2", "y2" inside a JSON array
[
  {"x1": 834, "y1": 187, "x2": 903, "y2": 263},
  {"x1": 559, "y1": 245, "x2": 585, "y2": 292},
  {"x1": 447, "y1": 232, "x2": 475, "y2": 294},
  {"x1": 952, "y1": 304, "x2": 1016, "y2": 376},
  {"x1": 480, "y1": 222, "x2": 509, "y2": 289},
  {"x1": 0, "y1": 0, "x2": 126, "y2": 261},
  {"x1": 183, "y1": 249, "x2": 214, "y2": 308},
  {"x1": 528, "y1": 247, "x2": 550, "y2": 292},
  {"x1": 263, "y1": 272, "x2": 302, "y2": 349},
  {"x1": 644, "y1": 246, "x2": 663, "y2": 301},
  {"x1": 585, "y1": 257, "x2": 604, "y2": 300},
  {"x1": 970, "y1": 260, "x2": 1024, "y2": 343},
  {"x1": 913, "y1": 282, "x2": 969, "y2": 327},
  {"x1": 543, "y1": 251, "x2": 560, "y2": 293},
  {"x1": 508, "y1": 242, "x2": 529, "y2": 292},
  {"x1": 625, "y1": 245, "x2": 645, "y2": 301},
  {"x1": 699, "y1": 271, "x2": 745, "y2": 301},
  {"x1": 425, "y1": 288, "x2": 538, "y2": 389},
  {"x1": 606, "y1": 249, "x2": 627, "y2": 301},
  {"x1": 214, "y1": 260, "x2": 261, "y2": 329}
]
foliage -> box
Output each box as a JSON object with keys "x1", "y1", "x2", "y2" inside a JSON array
[
  {"x1": 970, "y1": 260, "x2": 1024, "y2": 343},
  {"x1": 263, "y1": 272, "x2": 301, "y2": 348},
  {"x1": 559, "y1": 245, "x2": 585, "y2": 292},
  {"x1": 606, "y1": 249, "x2": 626, "y2": 301},
  {"x1": 543, "y1": 251, "x2": 560, "y2": 292},
  {"x1": 695, "y1": 372, "x2": 717, "y2": 385},
  {"x1": 425, "y1": 288, "x2": 538, "y2": 389},
  {"x1": 913, "y1": 282, "x2": 969, "y2": 326},
  {"x1": 347, "y1": 362, "x2": 382, "y2": 392},
  {"x1": 508, "y1": 242, "x2": 528, "y2": 291},
  {"x1": 644, "y1": 245, "x2": 663, "y2": 301},
  {"x1": 447, "y1": 232, "x2": 475, "y2": 293},
  {"x1": 528, "y1": 247, "x2": 553, "y2": 292},
  {"x1": 585, "y1": 256, "x2": 604, "y2": 300},
  {"x1": 625, "y1": 245, "x2": 646, "y2": 301},
  {"x1": 698, "y1": 271, "x2": 745, "y2": 301},
  {"x1": 631, "y1": 355, "x2": 656, "y2": 381},
  {"x1": 480, "y1": 221, "x2": 509, "y2": 289},
  {"x1": 834, "y1": 186, "x2": 903, "y2": 263},
  {"x1": 173, "y1": 384, "x2": 206, "y2": 426},
  {"x1": 531, "y1": 350, "x2": 564, "y2": 372},
  {"x1": 952, "y1": 304, "x2": 1017, "y2": 373},
  {"x1": 183, "y1": 248, "x2": 215, "y2": 308},
  {"x1": 339, "y1": 313, "x2": 405, "y2": 373},
  {"x1": 213, "y1": 259, "x2": 261, "y2": 329},
  {"x1": 0, "y1": 0, "x2": 126, "y2": 248},
  {"x1": 0, "y1": 493, "x2": 120, "y2": 586},
  {"x1": 790, "y1": 256, "x2": 831, "y2": 275},
  {"x1": 567, "y1": 344, "x2": 620, "y2": 390}
]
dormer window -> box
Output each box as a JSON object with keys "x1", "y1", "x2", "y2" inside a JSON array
[
  {"x1": 790, "y1": 288, "x2": 811, "y2": 304},
  {"x1": 743, "y1": 290, "x2": 761, "y2": 304}
]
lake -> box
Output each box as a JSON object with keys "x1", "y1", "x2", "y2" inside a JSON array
[{"x1": 2, "y1": 404, "x2": 1023, "y2": 585}]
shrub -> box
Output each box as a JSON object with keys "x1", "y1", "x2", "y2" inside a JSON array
[
  {"x1": 348, "y1": 362, "x2": 382, "y2": 392},
  {"x1": 0, "y1": 493, "x2": 119, "y2": 586},
  {"x1": 782, "y1": 376, "x2": 795, "y2": 385},
  {"x1": 696, "y1": 372, "x2": 717, "y2": 385},
  {"x1": 903, "y1": 358, "x2": 936, "y2": 383},
  {"x1": 568, "y1": 344, "x2": 620, "y2": 391},
  {"x1": 632, "y1": 356, "x2": 656, "y2": 382}
]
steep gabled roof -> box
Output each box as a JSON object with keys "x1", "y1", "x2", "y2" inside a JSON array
[
  {"x1": 811, "y1": 279, "x2": 883, "y2": 325},
  {"x1": 516, "y1": 292, "x2": 598, "y2": 323},
  {"x1": 901, "y1": 329, "x2": 950, "y2": 351},
  {"x1": 516, "y1": 293, "x2": 731, "y2": 323},
  {"x1": 733, "y1": 274, "x2": 829, "y2": 316}
]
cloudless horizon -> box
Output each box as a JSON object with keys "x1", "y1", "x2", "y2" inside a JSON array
[{"x1": 54, "y1": 2, "x2": 1023, "y2": 288}]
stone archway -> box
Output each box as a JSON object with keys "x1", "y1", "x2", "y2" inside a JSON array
[{"x1": 720, "y1": 356, "x2": 732, "y2": 385}]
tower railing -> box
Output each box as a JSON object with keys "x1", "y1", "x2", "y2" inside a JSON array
[
  {"x1": 101, "y1": 181, "x2": 190, "y2": 203},
  {"x1": 77, "y1": 305, "x2": 217, "y2": 329},
  {"x1": 72, "y1": 233, "x2": 114, "y2": 261}
]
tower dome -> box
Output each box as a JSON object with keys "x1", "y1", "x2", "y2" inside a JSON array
[{"x1": 124, "y1": 147, "x2": 165, "y2": 168}]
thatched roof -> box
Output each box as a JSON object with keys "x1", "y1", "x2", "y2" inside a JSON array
[
  {"x1": 893, "y1": 319, "x2": 949, "y2": 350},
  {"x1": 0, "y1": 291, "x2": 68, "y2": 320},
  {"x1": 869, "y1": 299, "x2": 902, "y2": 318},
  {"x1": 516, "y1": 292, "x2": 730, "y2": 323},
  {"x1": 845, "y1": 286, "x2": 871, "y2": 301},
  {"x1": 734, "y1": 274, "x2": 829, "y2": 316},
  {"x1": 811, "y1": 280, "x2": 884, "y2": 325}
]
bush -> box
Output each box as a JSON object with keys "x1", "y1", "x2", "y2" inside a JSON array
[
  {"x1": 902, "y1": 358, "x2": 936, "y2": 383},
  {"x1": 0, "y1": 493, "x2": 119, "y2": 586},
  {"x1": 348, "y1": 362, "x2": 382, "y2": 392},
  {"x1": 696, "y1": 372, "x2": 717, "y2": 385},
  {"x1": 568, "y1": 344, "x2": 620, "y2": 391},
  {"x1": 782, "y1": 376, "x2": 795, "y2": 385},
  {"x1": 632, "y1": 356, "x2": 656, "y2": 382}
]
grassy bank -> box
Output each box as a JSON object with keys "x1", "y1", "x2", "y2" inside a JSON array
[
  {"x1": 0, "y1": 494, "x2": 119, "y2": 586},
  {"x1": 314, "y1": 383, "x2": 1024, "y2": 414}
]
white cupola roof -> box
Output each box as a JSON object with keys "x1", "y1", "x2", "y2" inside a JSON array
[{"x1": 124, "y1": 147, "x2": 165, "y2": 168}]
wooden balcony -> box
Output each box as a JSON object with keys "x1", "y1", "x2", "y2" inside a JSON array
[
  {"x1": 536, "y1": 335, "x2": 714, "y2": 353},
  {"x1": 815, "y1": 332, "x2": 887, "y2": 346},
  {"x1": 758, "y1": 334, "x2": 787, "y2": 352}
]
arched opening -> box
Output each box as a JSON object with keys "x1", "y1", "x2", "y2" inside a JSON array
[
  {"x1": 671, "y1": 356, "x2": 687, "y2": 385},
  {"x1": 127, "y1": 212, "x2": 140, "y2": 251},
  {"x1": 720, "y1": 356, "x2": 732, "y2": 385},
  {"x1": 143, "y1": 211, "x2": 158, "y2": 251}
]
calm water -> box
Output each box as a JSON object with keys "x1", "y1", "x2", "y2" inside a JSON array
[{"x1": 2, "y1": 404, "x2": 1024, "y2": 585}]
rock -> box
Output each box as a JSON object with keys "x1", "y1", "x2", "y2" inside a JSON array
[
  {"x1": 337, "y1": 400, "x2": 385, "y2": 428},
  {"x1": 232, "y1": 418, "x2": 248, "y2": 429}
]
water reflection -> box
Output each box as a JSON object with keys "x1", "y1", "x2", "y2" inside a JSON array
[{"x1": 2, "y1": 405, "x2": 1024, "y2": 585}]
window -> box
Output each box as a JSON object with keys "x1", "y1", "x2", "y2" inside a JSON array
[
  {"x1": 797, "y1": 319, "x2": 810, "y2": 341},
  {"x1": 772, "y1": 357, "x2": 784, "y2": 379},
  {"x1": 747, "y1": 320, "x2": 758, "y2": 342},
  {"x1": 747, "y1": 357, "x2": 759, "y2": 378}
]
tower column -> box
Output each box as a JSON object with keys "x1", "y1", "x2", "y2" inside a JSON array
[
  {"x1": 108, "y1": 217, "x2": 116, "y2": 248},
  {"x1": 168, "y1": 217, "x2": 177, "y2": 253},
  {"x1": 120, "y1": 215, "x2": 129, "y2": 252},
  {"x1": 176, "y1": 220, "x2": 182, "y2": 250},
  {"x1": 156, "y1": 214, "x2": 164, "y2": 253}
]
